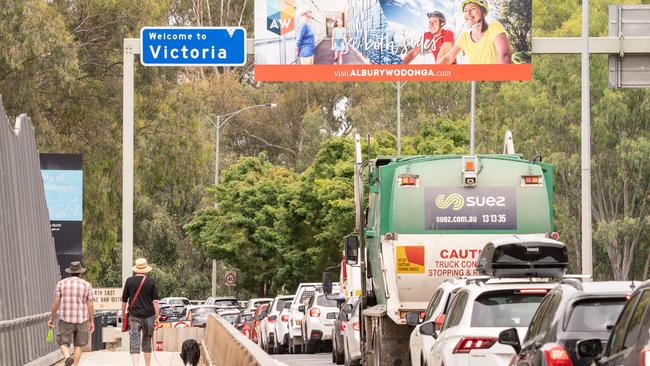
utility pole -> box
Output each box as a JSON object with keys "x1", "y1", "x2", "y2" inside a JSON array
[
  {"x1": 581, "y1": 0, "x2": 593, "y2": 277},
  {"x1": 470, "y1": 81, "x2": 476, "y2": 155}
]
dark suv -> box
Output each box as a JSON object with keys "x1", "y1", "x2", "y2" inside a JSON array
[
  {"x1": 498, "y1": 279, "x2": 637, "y2": 366},
  {"x1": 577, "y1": 280, "x2": 650, "y2": 366}
]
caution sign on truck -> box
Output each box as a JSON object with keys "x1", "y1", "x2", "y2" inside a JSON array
[{"x1": 395, "y1": 246, "x2": 425, "y2": 274}]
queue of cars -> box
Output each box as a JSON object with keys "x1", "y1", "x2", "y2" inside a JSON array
[{"x1": 400, "y1": 237, "x2": 648, "y2": 366}]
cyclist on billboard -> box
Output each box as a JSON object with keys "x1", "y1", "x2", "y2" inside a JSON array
[
  {"x1": 438, "y1": 0, "x2": 512, "y2": 64},
  {"x1": 402, "y1": 11, "x2": 455, "y2": 64}
]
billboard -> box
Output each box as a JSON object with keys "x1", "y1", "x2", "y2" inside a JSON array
[
  {"x1": 254, "y1": 0, "x2": 532, "y2": 82},
  {"x1": 40, "y1": 153, "x2": 83, "y2": 278}
]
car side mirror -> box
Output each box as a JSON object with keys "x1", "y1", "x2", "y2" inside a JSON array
[
  {"x1": 322, "y1": 271, "x2": 333, "y2": 295},
  {"x1": 405, "y1": 312, "x2": 420, "y2": 326},
  {"x1": 498, "y1": 328, "x2": 522, "y2": 354},
  {"x1": 577, "y1": 339, "x2": 603, "y2": 360},
  {"x1": 337, "y1": 313, "x2": 349, "y2": 321},
  {"x1": 298, "y1": 305, "x2": 305, "y2": 313},
  {"x1": 419, "y1": 322, "x2": 437, "y2": 338},
  {"x1": 345, "y1": 235, "x2": 359, "y2": 265},
  {"x1": 342, "y1": 304, "x2": 353, "y2": 313}
]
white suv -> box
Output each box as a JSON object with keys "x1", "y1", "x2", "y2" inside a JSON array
[
  {"x1": 408, "y1": 279, "x2": 464, "y2": 366},
  {"x1": 287, "y1": 283, "x2": 320, "y2": 353},
  {"x1": 274, "y1": 300, "x2": 293, "y2": 354},
  {"x1": 301, "y1": 291, "x2": 340, "y2": 354},
  {"x1": 260, "y1": 295, "x2": 294, "y2": 354},
  {"x1": 424, "y1": 236, "x2": 568, "y2": 366},
  {"x1": 424, "y1": 279, "x2": 555, "y2": 366}
]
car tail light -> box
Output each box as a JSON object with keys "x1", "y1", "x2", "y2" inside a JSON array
[
  {"x1": 434, "y1": 314, "x2": 446, "y2": 329},
  {"x1": 542, "y1": 344, "x2": 573, "y2": 366},
  {"x1": 281, "y1": 315, "x2": 289, "y2": 322},
  {"x1": 309, "y1": 308, "x2": 321, "y2": 318},
  {"x1": 642, "y1": 349, "x2": 650, "y2": 366},
  {"x1": 339, "y1": 321, "x2": 348, "y2": 331},
  {"x1": 352, "y1": 321, "x2": 360, "y2": 331},
  {"x1": 453, "y1": 337, "x2": 497, "y2": 354},
  {"x1": 268, "y1": 316, "x2": 276, "y2": 324},
  {"x1": 517, "y1": 288, "x2": 549, "y2": 295}
]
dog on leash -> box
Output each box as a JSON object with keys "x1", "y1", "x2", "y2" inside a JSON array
[{"x1": 180, "y1": 339, "x2": 201, "y2": 366}]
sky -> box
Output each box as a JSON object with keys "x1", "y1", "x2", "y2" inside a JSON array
[{"x1": 380, "y1": 0, "x2": 500, "y2": 41}]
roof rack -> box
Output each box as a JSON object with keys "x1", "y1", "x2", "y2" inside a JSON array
[
  {"x1": 462, "y1": 276, "x2": 492, "y2": 285},
  {"x1": 560, "y1": 278, "x2": 584, "y2": 291}
]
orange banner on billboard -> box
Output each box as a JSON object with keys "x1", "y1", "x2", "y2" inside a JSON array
[{"x1": 255, "y1": 64, "x2": 531, "y2": 82}]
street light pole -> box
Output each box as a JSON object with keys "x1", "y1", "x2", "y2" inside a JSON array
[{"x1": 208, "y1": 103, "x2": 277, "y2": 297}]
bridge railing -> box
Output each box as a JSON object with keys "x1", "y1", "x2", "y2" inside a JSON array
[
  {"x1": 0, "y1": 99, "x2": 61, "y2": 365},
  {"x1": 202, "y1": 314, "x2": 285, "y2": 366}
]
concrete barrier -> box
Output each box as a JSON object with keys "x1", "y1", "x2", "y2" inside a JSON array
[{"x1": 202, "y1": 314, "x2": 284, "y2": 366}]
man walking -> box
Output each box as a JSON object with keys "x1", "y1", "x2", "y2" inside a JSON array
[
  {"x1": 296, "y1": 8, "x2": 316, "y2": 64},
  {"x1": 48, "y1": 261, "x2": 95, "y2": 366},
  {"x1": 122, "y1": 258, "x2": 160, "y2": 366}
]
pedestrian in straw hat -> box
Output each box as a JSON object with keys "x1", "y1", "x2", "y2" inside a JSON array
[
  {"x1": 121, "y1": 258, "x2": 160, "y2": 366},
  {"x1": 48, "y1": 261, "x2": 95, "y2": 366}
]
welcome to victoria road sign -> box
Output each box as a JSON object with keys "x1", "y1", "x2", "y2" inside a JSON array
[{"x1": 140, "y1": 27, "x2": 247, "y2": 66}]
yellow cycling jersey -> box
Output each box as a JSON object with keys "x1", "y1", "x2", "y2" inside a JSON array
[{"x1": 456, "y1": 20, "x2": 509, "y2": 64}]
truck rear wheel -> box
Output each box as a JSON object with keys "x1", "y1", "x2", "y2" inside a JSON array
[{"x1": 364, "y1": 310, "x2": 413, "y2": 366}]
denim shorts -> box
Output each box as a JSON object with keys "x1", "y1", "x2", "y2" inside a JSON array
[{"x1": 128, "y1": 315, "x2": 155, "y2": 353}]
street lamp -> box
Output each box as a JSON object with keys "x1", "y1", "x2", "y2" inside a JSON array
[{"x1": 206, "y1": 103, "x2": 277, "y2": 296}]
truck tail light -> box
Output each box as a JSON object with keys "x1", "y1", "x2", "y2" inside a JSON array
[
  {"x1": 522, "y1": 175, "x2": 543, "y2": 185},
  {"x1": 542, "y1": 344, "x2": 573, "y2": 366},
  {"x1": 399, "y1": 174, "x2": 419, "y2": 187},
  {"x1": 339, "y1": 321, "x2": 348, "y2": 331},
  {"x1": 281, "y1": 315, "x2": 289, "y2": 322},
  {"x1": 453, "y1": 337, "x2": 497, "y2": 354},
  {"x1": 352, "y1": 321, "x2": 360, "y2": 331},
  {"x1": 642, "y1": 349, "x2": 650, "y2": 366},
  {"x1": 309, "y1": 308, "x2": 321, "y2": 318}
]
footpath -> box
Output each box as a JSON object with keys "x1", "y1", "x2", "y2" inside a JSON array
[{"x1": 52, "y1": 351, "x2": 188, "y2": 366}]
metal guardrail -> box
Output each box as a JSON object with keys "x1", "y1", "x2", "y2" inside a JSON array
[
  {"x1": 0, "y1": 97, "x2": 61, "y2": 365},
  {"x1": 202, "y1": 314, "x2": 286, "y2": 366}
]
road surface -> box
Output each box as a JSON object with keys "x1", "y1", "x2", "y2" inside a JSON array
[{"x1": 273, "y1": 352, "x2": 333, "y2": 366}]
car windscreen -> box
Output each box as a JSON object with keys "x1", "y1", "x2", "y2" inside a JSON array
[
  {"x1": 276, "y1": 299, "x2": 291, "y2": 312},
  {"x1": 191, "y1": 307, "x2": 218, "y2": 315},
  {"x1": 317, "y1": 295, "x2": 339, "y2": 308},
  {"x1": 214, "y1": 299, "x2": 238, "y2": 307},
  {"x1": 471, "y1": 290, "x2": 546, "y2": 327},
  {"x1": 566, "y1": 298, "x2": 626, "y2": 332},
  {"x1": 221, "y1": 313, "x2": 240, "y2": 324}
]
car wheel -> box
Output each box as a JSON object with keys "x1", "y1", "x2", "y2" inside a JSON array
[{"x1": 305, "y1": 341, "x2": 317, "y2": 354}]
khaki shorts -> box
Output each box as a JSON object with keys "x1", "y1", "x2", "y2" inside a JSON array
[
  {"x1": 300, "y1": 56, "x2": 314, "y2": 65},
  {"x1": 57, "y1": 320, "x2": 89, "y2": 347}
]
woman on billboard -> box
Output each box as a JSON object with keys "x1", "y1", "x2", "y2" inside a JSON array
[{"x1": 438, "y1": 0, "x2": 512, "y2": 64}]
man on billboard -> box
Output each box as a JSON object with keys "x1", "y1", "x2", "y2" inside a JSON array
[
  {"x1": 295, "y1": 8, "x2": 316, "y2": 65},
  {"x1": 402, "y1": 11, "x2": 455, "y2": 64},
  {"x1": 438, "y1": 0, "x2": 512, "y2": 64}
]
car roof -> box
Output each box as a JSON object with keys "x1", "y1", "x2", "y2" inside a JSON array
[
  {"x1": 207, "y1": 296, "x2": 237, "y2": 300},
  {"x1": 460, "y1": 280, "x2": 557, "y2": 294},
  {"x1": 555, "y1": 280, "x2": 640, "y2": 295},
  {"x1": 249, "y1": 298, "x2": 274, "y2": 302},
  {"x1": 490, "y1": 235, "x2": 564, "y2": 246},
  {"x1": 274, "y1": 295, "x2": 295, "y2": 300}
]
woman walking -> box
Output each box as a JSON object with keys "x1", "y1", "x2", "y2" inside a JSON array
[{"x1": 332, "y1": 19, "x2": 347, "y2": 65}]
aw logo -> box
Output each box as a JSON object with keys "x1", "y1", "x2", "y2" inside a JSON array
[
  {"x1": 267, "y1": 0, "x2": 295, "y2": 36},
  {"x1": 435, "y1": 193, "x2": 465, "y2": 211}
]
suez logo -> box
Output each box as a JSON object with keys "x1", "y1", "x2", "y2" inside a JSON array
[{"x1": 435, "y1": 193, "x2": 507, "y2": 210}]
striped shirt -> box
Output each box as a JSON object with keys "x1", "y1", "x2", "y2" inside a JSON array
[{"x1": 55, "y1": 276, "x2": 95, "y2": 324}]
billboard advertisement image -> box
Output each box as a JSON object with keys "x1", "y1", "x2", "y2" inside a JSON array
[{"x1": 254, "y1": 0, "x2": 532, "y2": 82}]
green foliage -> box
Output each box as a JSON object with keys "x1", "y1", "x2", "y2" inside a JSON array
[{"x1": 4, "y1": 0, "x2": 650, "y2": 300}]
